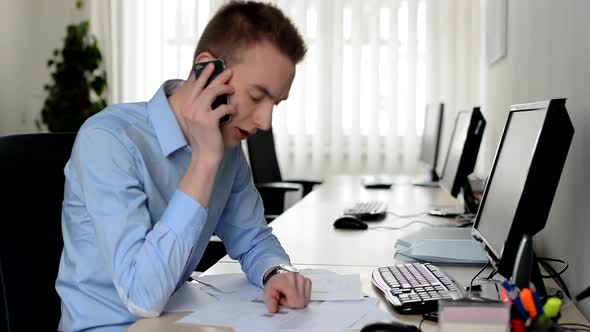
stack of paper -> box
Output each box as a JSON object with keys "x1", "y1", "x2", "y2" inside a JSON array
[{"x1": 165, "y1": 269, "x2": 396, "y2": 331}]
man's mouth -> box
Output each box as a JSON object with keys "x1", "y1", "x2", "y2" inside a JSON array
[{"x1": 238, "y1": 128, "x2": 251, "y2": 139}]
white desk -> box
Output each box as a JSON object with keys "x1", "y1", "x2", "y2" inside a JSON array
[
  {"x1": 221, "y1": 175, "x2": 462, "y2": 267},
  {"x1": 130, "y1": 174, "x2": 590, "y2": 331}
]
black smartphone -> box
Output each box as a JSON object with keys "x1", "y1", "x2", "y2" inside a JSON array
[{"x1": 192, "y1": 59, "x2": 230, "y2": 123}]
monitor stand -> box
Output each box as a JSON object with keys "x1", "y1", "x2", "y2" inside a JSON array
[
  {"x1": 428, "y1": 181, "x2": 479, "y2": 218},
  {"x1": 497, "y1": 235, "x2": 548, "y2": 299},
  {"x1": 412, "y1": 169, "x2": 440, "y2": 187}
]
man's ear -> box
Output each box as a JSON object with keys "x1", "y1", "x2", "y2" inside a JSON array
[
  {"x1": 189, "y1": 52, "x2": 217, "y2": 80},
  {"x1": 194, "y1": 52, "x2": 216, "y2": 64}
]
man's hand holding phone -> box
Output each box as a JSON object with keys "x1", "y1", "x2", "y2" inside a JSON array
[
  {"x1": 177, "y1": 60, "x2": 234, "y2": 208},
  {"x1": 181, "y1": 60, "x2": 234, "y2": 165},
  {"x1": 193, "y1": 59, "x2": 231, "y2": 123}
]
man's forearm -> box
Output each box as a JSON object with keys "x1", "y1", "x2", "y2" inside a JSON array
[{"x1": 178, "y1": 157, "x2": 220, "y2": 207}]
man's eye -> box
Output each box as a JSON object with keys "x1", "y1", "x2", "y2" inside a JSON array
[{"x1": 250, "y1": 95, "x2": 263, "y2": 102}]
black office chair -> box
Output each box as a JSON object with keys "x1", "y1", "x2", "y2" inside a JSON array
[
  {"x1": 0, "y1": 133, "x2": 76, "y2": 331},
  {"x1": 246, "y1": 129, "x2": 322, "y2": 221}
]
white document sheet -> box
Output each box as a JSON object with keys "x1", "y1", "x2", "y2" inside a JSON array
[
  {"x1": 194, "y1": 273, "x2": 263, "y2": 301},
  {"x1": 163, "y1": 282, "x2": 220, "y2": 313},
  {"x1": 300, "y1": 269, "x2": 365, "y2": 301},
  {"x1": 176, "y1": 298, "x2": 382, "y2": 332},
  {"x1": 196, "y1": 269, "x2": 364, "y2": 302},
  {"x1": 196, "y1": 273, "x2": 253, "y2": 293}
]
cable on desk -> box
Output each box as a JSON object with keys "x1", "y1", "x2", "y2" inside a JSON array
[
  {"x1": 576, "y1": 285, "x2": 590, "y2": 302},
  {"x1": 418, "y1": 316, "x2": 426, "y2": 331},
  {"x1": 468, "y1": 261, "x2": 490, "y2": 299},
  {"x1": 485, "y1": 267, "x2": 498, "y2": 280},
  {"x1": 386, "y1": 210, "x2": 428, "y2": 218},
  {"x1": 369, "y1": 220, "x2": 438, "y2": 230},
  {"x1": 539, "y1": 257, "x2": 569, "y2": 278},
  {"x1": 370, "y1": 219, "x2": 474, "y2": 230},
  {"x1": 559, "y1": 322, "x2": 590, "y2": 331},
  {"x1": 538, "y1": 257, "x2": 571, "y2": 299}
]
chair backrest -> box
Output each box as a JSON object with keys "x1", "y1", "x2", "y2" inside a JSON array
[
  {"x1": 246, "y1": 129, "x2": 283, "y2": 184},
  {"x1": 0, "y1": 132, "x2": 76, "y2": 331}
]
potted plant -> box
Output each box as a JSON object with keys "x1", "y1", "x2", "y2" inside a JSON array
[{"x1": 39, "y1": 0, "x2": 107, "y2": 132}]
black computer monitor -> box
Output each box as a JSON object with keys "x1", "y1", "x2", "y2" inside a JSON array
[
  {"x1": 415, "y1": 103, "x2": 444, "y2": 185},
  {"x1": 434, "y1": 107, "x2": 486, "y2": 215},
  {"x1": 471, "y1": 99, "x2": 574, "y2": 296}
]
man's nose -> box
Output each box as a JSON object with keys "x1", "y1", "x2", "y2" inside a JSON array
[{"x1": 254, "y1": 104, "x2": 273, "y2": 130}]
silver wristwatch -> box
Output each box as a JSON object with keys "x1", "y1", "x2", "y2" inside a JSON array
[{"x1": 262, "y1": 264, "x2": 298, "y2": 285}]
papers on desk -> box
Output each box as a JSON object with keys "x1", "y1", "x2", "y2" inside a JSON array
[
  {"x1": 164, "y1": 282, "x2": 220, "y2": 313},
  {"x1": 177, "y1": 298, "x2": 386, "y2": 332},
  {"x1": 300, "y1": 269, "x2": 365, "y2": 301},
  {"x1": 167, "y1": 269, "x2": 395, "y2": 331}
]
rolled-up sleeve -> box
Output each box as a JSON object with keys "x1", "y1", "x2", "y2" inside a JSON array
[
  {"x1": 73, "y1": 128, "x2": 207, "y2": 317},
  {"x1": 214, "y1": 148, "x2": 290, "y2": 288}
]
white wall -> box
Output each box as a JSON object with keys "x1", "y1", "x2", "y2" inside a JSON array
[
  {"x1": 481, "y1": 0, "x2": 590, "y2": 318},
  {"x1": 0, "y1": 0, "x2": 81, "y2": 136}
]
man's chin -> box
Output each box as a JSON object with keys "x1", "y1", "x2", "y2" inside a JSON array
[{"x1": 223, "y1": 138, "x2": 241, "y2": 148}]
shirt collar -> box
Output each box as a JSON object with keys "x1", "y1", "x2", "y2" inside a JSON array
[{"x1": 147, "y1": 80, "x2": 188, "y2": 157}]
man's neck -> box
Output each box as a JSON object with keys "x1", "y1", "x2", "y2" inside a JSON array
[{"x1": 167, "y1": 81, "x2": 192, "y2": 144}]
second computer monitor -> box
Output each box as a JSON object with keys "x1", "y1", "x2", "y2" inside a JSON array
[
  {"x1": 439, "y1": 107, "x2": 486, "y2": 199},
  {"x1": 418, "y1": 103, "x2": 444, "y2": 182}
]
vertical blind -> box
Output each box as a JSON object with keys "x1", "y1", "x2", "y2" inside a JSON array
[{"x1": 90, "y1": 0, "x2": 482, "y2": 180}]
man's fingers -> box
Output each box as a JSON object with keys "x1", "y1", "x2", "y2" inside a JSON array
[
  {"x1": 263, "y1": 288, "x2": 280, "y2": 313},
  {"x1": 199, "y1": 84, "x2": 235, "y2": 111},
  {"x1": 296, "y1": 276, "x2": 306, "y2": 306},
  {"x1": 208, "y1": 66, "x2": 232, "y2": 87},
  {"x1": 277, "y1": 274, "x2": 307, "y2": 308},
  {"x1": 304, "y1": 278, "x2": 312, "y2": 304},
  {"x1": 212, "y1": 104, "x2": 235, "y2": 122},
  {"x1": 264, "y1": 273, "x2": 313, "y2": 312}
]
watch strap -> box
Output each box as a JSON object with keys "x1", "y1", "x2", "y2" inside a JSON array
[{"x1": 262, "y1": 265, "x2": 297, "y2": 285}]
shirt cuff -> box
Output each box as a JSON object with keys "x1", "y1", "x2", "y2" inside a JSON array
[{"x1": 159, "y1": 189, "x2": 207, "y2": 247}]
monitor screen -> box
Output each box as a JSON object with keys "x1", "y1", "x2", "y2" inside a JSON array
[
  {"x1": 419, "y1": 103, "x2": 443, "y2": 169},
  {"x1": 472, "y1": 99, "x2": 574, "y2": 283},
  {"x1": 473, "y1": 109, "x2": 546, "y2": 260},
  {"x1": 439, "y1": 109, "x2": 484, "y2": 198}
]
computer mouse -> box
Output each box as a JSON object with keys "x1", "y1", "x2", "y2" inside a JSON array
[
  {"x1": 360, "y1": 322, "x2": 420, "y2": 332},
  {"x1": 333, "y1": 215, "x2": 368, "y2": 230}
]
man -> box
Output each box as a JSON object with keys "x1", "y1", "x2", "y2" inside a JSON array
[{"x1": 56, "y1": 1, "x2": 311, "y2": 330}]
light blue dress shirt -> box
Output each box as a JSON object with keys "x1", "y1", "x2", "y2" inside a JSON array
[{"x1": 56, "y1": 80, "x2": 290, "y2": 331}]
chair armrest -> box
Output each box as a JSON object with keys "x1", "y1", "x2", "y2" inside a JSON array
[
  {"x1": 264, "y1": 215, "x2": 280, "y2": 223},
  {"x1": 284, "y1": 180, "x2": 323, "y2": 197},
  {"x1": 255, "y1": 182, "x2": 302, "y2": 193}
]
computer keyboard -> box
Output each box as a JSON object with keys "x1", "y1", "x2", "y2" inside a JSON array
[
  {"x1": 344, "y1": 201, "x2": 388, "y2": 220},
  {"x1": 372, "y1": 263, "x2": 465, "y2": 314}
]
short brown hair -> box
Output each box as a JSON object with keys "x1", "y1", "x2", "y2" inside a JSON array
[{"x1": 194, "y1": 1, "x2": 307, "y2": 65}]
